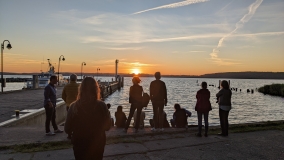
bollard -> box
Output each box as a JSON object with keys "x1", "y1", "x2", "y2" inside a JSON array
[{"x1": 15, "y1": 110, "x2": 20, "y2": 117}]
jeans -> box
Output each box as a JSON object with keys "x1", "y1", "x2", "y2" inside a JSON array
[
  {"x1": 197, "y1": 112, "x2": 209, "y2": 134},
  {"x1": 152, "y1": 101, "x2": 164, "y2": 129},
  {"x1": 219, "y1": 109, "x2": 229, "y2": 135},
  {"x1": 45, "y1": 105, "x2": 58, "y2": 133},
  {"x1": 125, "y1": 104, "x2": 142, "y2": 130}
]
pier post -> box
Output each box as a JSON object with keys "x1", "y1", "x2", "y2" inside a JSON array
[
  {"x1": 118, "y1": 76, "x2": 121, "y2": 90},
  {"x1": 121, "y1": 77, "x2": 124, "y2": 87},
  {"x1": 32, "y1": 75, "x2": 38, "y2": 89}
]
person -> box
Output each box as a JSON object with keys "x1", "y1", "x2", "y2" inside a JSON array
[
  {"x1": 124, "y1": 76, "x2": 143, "y2": 133},
  {"x1": 106, "y1": 103, "x2": 114, "y2": 127},
  {"x1": 150, "y1": 72, "x2": 167, "y2": 131},
  {"x1": 170, "y1": 104, "x2": 191, "y2": 128},
  {"x1": 64, "y1": 77, "x2": 110, "y2": 160},
  {"x1": 115, "y1": 106, "x2": 127, "y2": 128},
  {"x1": 216, "y1": 80, "x2": 232, "y2": 137},
  {"x1": 195, "y1": 82, "x2": 212, "y2": 137},
  {"x1": 44, "y1": 75, "x2": 63, "y2": 136},
  {"x1": 149, "y1": 111, "x2": 170, "y2": 128},
  {"x1": 133, "y1": 109, "x2": 145, "y2": 129},
  {"x1": 62, "y1": 74, "x2": 80, "y2": 138}
]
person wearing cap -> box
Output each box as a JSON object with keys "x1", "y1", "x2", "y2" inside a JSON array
[{"x1": 124, "y1": 76, "x2": 144, "y2": 133}]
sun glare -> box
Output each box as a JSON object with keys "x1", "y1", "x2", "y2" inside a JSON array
[{"x1": 132, "y1": 69, "x2": 140, "y2": 75}]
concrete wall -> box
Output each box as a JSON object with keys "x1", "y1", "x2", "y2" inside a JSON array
[{"x1": 0, "y1": 101, "x2": 67, "y2": 127}]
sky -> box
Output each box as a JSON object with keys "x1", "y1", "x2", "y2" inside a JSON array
[{"x1": 0, "y1": 0, "x2": 283, "y2": 75}]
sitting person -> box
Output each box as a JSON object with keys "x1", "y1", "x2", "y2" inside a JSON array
[
  {"x1": 106, "y1": 103, "x2": 114, "y2": 127},
  {"x1": 150, "y1": 111, "x2": 170, "y2": 128},
  {"x1": 133, "y1": 109, "x2": 145, "y2": 129},
  {"x1": 170, "y1": 104, "x2": 192, "y2": 128},
  {"x1": 115, "y1": 106, "x2": 127, "y2": 128}
]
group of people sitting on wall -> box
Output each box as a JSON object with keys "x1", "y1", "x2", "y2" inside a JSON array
[{"x1": 44, "y1": 72, "x2": 232, "y2": 159}]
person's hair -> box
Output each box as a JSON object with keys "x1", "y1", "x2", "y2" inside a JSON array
[
  {"x1": 132, "y1": 76, "x2": 141, "y2": 85},
  {"x1": 50, "y1": 75, "x2": 57, "y2": 81},
  {"x1": 107, "y1": 103, "x2": 111, "y2": 109},
  {"x1": 174, "y1": 103, "x2": 181, "y2": 110},
  {"x1": 117, "y1": 106, "x2": 122, "y2": 112},
  {"x1": 77, "y1": 77, "x2": 100, "y2": 102},
  {"x1": 154, "y1": 72, "x2": 161, "y2": 80},
  {"x1": 70, "y1": 74, "x2": 77, "y2": 81},
  {"x1": 221, "y1": 80, "x2": 229, "y2": 89},
  {"x1": 201, "y1": 82, "x2": 207, "y2": 89}
]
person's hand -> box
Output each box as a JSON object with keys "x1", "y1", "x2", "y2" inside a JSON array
[{"x1": 48, "y1": 102, "x2": 53, "y2": 108}]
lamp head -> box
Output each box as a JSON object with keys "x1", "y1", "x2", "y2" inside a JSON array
[
  {"x1": 6, "y1": 44, "x2": 12, "y2": 50},
  {"x1": 62, "y1": 57, "x2": 65, "y2": 61},
  {"x1": 84, "y1": 63, "x2": 86, "y2": 66}
]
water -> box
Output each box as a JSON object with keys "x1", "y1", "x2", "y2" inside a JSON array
[{"x1": 3, "y1": 75, "x2": 284, "y2": 126}]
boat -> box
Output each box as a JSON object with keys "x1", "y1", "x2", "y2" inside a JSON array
[{"x1": 26, "y1": 59, "x2": 67, "y2": 88}]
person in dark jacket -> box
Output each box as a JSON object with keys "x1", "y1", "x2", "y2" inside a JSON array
[
  {"x1": 150, "y1": 72, "x2": 167, "y2": 131},
  {"x1": 170, "y1": 104, "x2": 191, "y2": 128},
  {"x1": 216, "y1": 80, "x2": 232, "y2": 137},
  {"x1": 64, "y1": 77, "x2": 110, "y2": 160},
  {"x1": 124, "y1": 76, "x2": 143, "y2": 133},
  {"x1": 195, "y1": 82, "x2": 212, "y2": 137},
  {"x1": 115, "y1": 106, "x2": 127, "y2": 128}
]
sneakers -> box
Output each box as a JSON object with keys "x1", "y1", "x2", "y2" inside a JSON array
[
  {"x1": 46, "y1": 132, "x2": 55, "y2": 136},
  {"x1": 54, "y1": 129, "x2": 63, "y2": 133}
]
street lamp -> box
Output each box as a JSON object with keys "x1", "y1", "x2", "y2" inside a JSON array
[
  {"x1": 1, "y1": 40, "x2": 12, "y2": 93},
  {"x1": 58, "y1": 55, "x2": 65, "y2": 85},
  {"x1": 97, "y1": 68, "x2": 100, "y2": 80},
  {"x1": 81, "y1": 62, "x2": 86, "y2": 80}
]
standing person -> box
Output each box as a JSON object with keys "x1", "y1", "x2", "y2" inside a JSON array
[
  {"x1": 150, "y1": 72, "x2": 167, "y2": 131},
  {"x1": 44, "y1": 75, "x2": 63, "y2": 136},
  {"x1": 195, "y1": 82, "x2": 212, "y2": 137},
  {"x1": 124, "y1": 76, "x2": 143, "y2": 133},
  {"x1": 115, "y1": 106, "x2": 127, "y2": 128},
  {"x1": 216, "y1": 80, "x2": 232, "y2": 137},
  {"x1": 64, "y1": 77, "x2": 110, "y2": 160}
]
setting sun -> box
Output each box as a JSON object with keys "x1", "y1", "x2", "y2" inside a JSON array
[{"x1": 132, "y1": 69, "x2": 140, "y2": 75}]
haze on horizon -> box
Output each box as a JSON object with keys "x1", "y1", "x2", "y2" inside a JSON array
[{"x1": 0, "y1": 0, "x2": 283, "y2": 76}]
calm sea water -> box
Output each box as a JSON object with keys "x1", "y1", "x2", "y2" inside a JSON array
[{"x1": 3, "y1": 75, "x2": 284, "y2": 126}]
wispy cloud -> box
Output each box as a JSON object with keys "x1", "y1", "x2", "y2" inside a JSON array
[
  {"x1": 101, "y1": 47, "x2": 143, "y2": 51},
  {"x1": 210, "y1": 0, "x2": 263, "y2": 65},
  {"x1": 132, "y1": 0, "x2": 209, "y2": 15}
]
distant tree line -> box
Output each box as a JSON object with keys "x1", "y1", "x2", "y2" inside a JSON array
[{"x1": 258, "y1": 84, "x2": 284, "y2": 97}]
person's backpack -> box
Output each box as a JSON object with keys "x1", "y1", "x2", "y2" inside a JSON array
[{"x1": 142, "y1": 92, "x2": 150, "y2": 107}]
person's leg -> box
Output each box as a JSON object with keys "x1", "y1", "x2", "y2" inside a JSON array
[
  {"x1": 125, "y1": 105, "x2": 136, "y2": 130},
  {"x1": 158, "y1": 102, "x2": 164, "y2": 129},
  {"x1": 150, "y1": 119, "x2": 154, "y2": 128},
  {"x1": 219, "y1": 109, "x2": 225, "y2": 135},
  {"x1": 51, "y1": 107, "x2": 58, "y2": 131},
  {"x1": 152, "y1": 102, "x2": 159, "y2": 129},
  {"x1": 224, "y1": 111, "x2": 229, "y2": 136},
  {"x1": 170, "y1": 119, "x2": 175, "y2": 127},
  {"x1": 45, "y1": 106, "x2": 52, "y2": 133},
  {"x1": 204, "y1": 112, "x2": 209, "y2": 135},
  {"x1": 135, "y1": 107, "x2": 142, "y2": 130},
  {"x1": 197, "y1": 112, "x2": 202, "y2": 134}
]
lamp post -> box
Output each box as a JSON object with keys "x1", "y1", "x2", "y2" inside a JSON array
[
  {"x1": 81, "y1": 62, "x2": 86, "y2": 80},
  {"x1": 58, "y1": 55, "x2": 65, "y2": 85},
  {"x1": 97, "y1": 68, "x2": 100, "y2": 80},
  {"x1": 1, "y1": 40, "x2": 12, "y2": 93}
]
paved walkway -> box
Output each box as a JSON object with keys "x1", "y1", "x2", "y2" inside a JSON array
[
  {"x1": 0, "y1": 87, "x2": 63, "y2": 123},
  {"x1": 0, "y1": 130, "x2": 283, "y2": 160}
]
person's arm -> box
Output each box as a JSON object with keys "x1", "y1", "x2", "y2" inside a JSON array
[
  {"x1": 163, "y1": 82, "x2": 168, "y2": 105},
  {"x1": 62, "y1": 87, "x2": 67, "y2": 102},
  {"x1": 129, "y1": 86, "x2": 133, "y2": 103},
  {"x1": 64, "y1": 104, "x2": 74, "y2": 134},
  {"x1": 185, "y1": 109, "x2": 192, "y2": 117},
  {"x1": 149, "y1": 82, "x2": 153, "y2": 100},
  {"x1": 102, "y1": 102, "x2": 111, "y2": 131},
  {"x1": 173, "y1": 113, "x2": 176, "y2": 121},
  {"x1": 216, "y1": 89, "x2": 223, "y2": 98},
  {"x1": 44, "y1": 85, "x2": 53, "y2": 107}
]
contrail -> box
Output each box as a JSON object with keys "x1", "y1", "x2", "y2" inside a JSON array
[
  {"x1": 132, "y1": 0, "x2": 209, "y2": 15},
  {"x1": 210, "y1": 0, "x2": 263, "y2": 65}
]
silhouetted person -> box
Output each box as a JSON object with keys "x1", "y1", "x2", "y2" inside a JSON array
[
  {"x1": 216, "y1": 80, "x2": 232, "y2": 137},
  {"x1": 64, "y1": 77, "x2": 110, "y2": 160},
  {"x1": 115, "y1": 106, "x2": 127, "y2": 128},
  {"x1": 150, "y1": 72, "x2": 167, "y2": 131},
  {"x1": 124, "y1": 76, "x2": 143, "y2": 133},
  {"x1": 170, "y1": 104, "x2": 191, "y2": 128},
  {"x1": 150, "y1": 111, "x2": 170, "y2": 128},
  {"x1": 133, "y1": 110, "x2": 145, "y2": 129},
  {"x1": 62, "y1": 74, "x2": 80, "y2": 139},
  {"x1": 107, "y1": 103, "x2": 114, "y2": 127},
  {"x1": 195, "y1": 82, "x2": 212, "y2": 137},
  {"x1": 44, "y1": 75, "x2": 63, "y2": 136}
]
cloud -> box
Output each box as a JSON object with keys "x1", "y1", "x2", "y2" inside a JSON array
[
  {"x1": 210, "y1": 0, "x2": 263, "y2": 65},
  {"x1": 132, "y1": 0, "x2": 209, "y2": 15},
  {"x1": 101, "y1": 47, "x2": 143, "y2": 51}
]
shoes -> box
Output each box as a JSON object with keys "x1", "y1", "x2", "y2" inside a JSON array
[
  {"x1": 54, "y1": 129, "x2": 63, "y2": 133},
  {"x1": 204, "y1": 133, "x2": 208, "y2": 137},
  {"x1": 46, "y1": 132, "x2": 55, "y2": 136},
  {"x1": 195, "y1": 133, "x2": 202, "y2": 137}
]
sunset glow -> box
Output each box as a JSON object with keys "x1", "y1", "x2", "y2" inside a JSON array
[{"x1": 132, "y1": 69, "x2": 140, "y2": 75}]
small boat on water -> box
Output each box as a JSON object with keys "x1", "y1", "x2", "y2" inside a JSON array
[{"x1": 26, "y1": 59, "x2": 67, "y2": 88}]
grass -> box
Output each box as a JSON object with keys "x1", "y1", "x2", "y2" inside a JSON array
[
  {"x1": 258, "y1": 84, "x2": 284, "y2": 97},
  {"x1": 1, "y1": 121, "x2": 283, "y2": 153}
]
